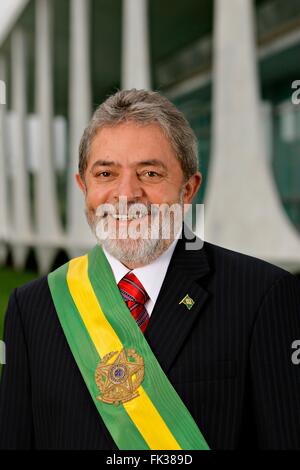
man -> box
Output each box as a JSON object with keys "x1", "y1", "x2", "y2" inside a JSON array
[{"x1": 0, "y1": 89, "x2": 300, "y2": 450}]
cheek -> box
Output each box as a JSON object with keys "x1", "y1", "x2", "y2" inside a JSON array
[
  {"x1": 145, "y1": 184, "x2": 181, "y2": 204},
  {"x1": 85, "y1": 186, "x2": 108, "y2": 209}
]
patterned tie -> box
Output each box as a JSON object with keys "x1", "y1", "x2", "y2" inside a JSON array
[{"x1": 118, "y1": 272, "x2": 150, "y2": 333}]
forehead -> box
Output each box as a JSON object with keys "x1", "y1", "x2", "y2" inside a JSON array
[{"x1": 88, "y1": 122, "x2": 178, "y2": 166}]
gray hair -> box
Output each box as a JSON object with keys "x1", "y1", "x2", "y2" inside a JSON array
[{"x1": 78, "y1": 89, "x2": 199, "y2": 182}]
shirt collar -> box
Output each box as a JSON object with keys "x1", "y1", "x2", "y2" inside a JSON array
[{"x1": 102, "y1": 229, "x2": 181, "y2": 306}]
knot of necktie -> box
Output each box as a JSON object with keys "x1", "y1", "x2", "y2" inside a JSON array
[{"x1": 118, "y1": 272, "x2": 149, "y2": 305}]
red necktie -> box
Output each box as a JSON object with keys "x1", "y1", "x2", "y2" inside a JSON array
[{"x1": 118, "y1": 272, "x2": 150, "y2": 333}]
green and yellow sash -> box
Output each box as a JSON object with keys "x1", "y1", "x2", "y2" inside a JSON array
[{"x1": 47, "y1": 244, "x2": 209, "y2": 450}]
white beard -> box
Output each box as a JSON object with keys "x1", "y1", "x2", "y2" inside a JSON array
[{"x1": 86, "y1": 192, "x2": 184, "y2": 266}]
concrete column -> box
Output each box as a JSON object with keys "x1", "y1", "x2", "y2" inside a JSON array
[
  {"x1": 34, "y1": 0, "x2": 63, "y2": 273},
  {"x1": 10, "y1": 28, "x2": 31, "y2": 269},
  {"x1": 67, "y1": 0, "x2": 94, "y2": 257},
  {"x1": 121, "y1": 0, "x2": 151, "y2": 89},
  {"x1": 0, "y1": 56, "x2": 8, "y2": 263},
  {"x1": 204, "y1": 0, "x2": 300, "y2": 271}
]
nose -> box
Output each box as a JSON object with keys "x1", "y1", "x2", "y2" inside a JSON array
[{"x1": 113, "y1": 171, "x2": 143, "y2": 200}]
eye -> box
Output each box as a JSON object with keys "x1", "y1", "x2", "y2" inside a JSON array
[
  {"x1": 143, "y1": 171, "x2": 160, "y2": 177},
  {"x1": 95, "y1": 171, "x2": 111, "y2": 177}
]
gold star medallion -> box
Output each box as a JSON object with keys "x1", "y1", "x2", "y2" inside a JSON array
[{"x1": 95, "y1": 348, "x2": 144, "y2": 406}]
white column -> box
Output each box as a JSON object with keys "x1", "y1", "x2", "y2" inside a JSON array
[
  {"x1": 10, "y1": 28, "x2": 32, "y2": 269},
  {"x1": 121, "y1": 0, "x2": 151, "y2": 89},
  {"x1": 0, "y1": 56, "x2": 8, "y2": 264},
  {"x1": 67, "y1": 0, "x2": 94, "y2": 257},
  {"x1": 34, "y1": 0, "x2": 62, "y2": 273},
  {"x1": 204, "y1": 0, "x2": 300, "y2": 271}
]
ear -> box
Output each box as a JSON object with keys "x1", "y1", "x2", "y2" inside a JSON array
[
  {"x1": 76, "y1": 173, "x2": 86, "y2": 195},
  {"x1": 182, "y1": 172, "x2": 202, "y2": 205}
]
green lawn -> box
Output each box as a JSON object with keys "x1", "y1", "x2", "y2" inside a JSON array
[{"x1": 0, "y1": 267, "x2": 38, "y2": 340}]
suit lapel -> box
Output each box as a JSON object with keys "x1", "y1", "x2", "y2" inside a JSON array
[{"x1": 144, "y1": 225, "x2": 211, "y2": 374}]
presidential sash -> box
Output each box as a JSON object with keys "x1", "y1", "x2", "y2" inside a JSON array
[{"x1": 47, "y1": 244, "x2": 209, "y2": 450}]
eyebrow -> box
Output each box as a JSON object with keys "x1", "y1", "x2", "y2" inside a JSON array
[{"x1": 90, "y1": 159, "x2": 168, "y2": 172}]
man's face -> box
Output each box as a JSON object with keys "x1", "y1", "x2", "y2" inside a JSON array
[{"x1": 76, "y1": 121, "x2": 201, "y2": 267}]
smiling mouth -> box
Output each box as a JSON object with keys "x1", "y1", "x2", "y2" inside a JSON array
[{"x1": 110, "y1": 213, "x2": 149, "y2": 221}]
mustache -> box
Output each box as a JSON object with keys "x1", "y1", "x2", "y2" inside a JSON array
[{"x1": 95, "y1": 202, "x2": 159, "y2": 219}]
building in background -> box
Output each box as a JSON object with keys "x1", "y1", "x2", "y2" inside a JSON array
[{"x1": 0, "y1": 0, "x2": 299, "y2": 274}]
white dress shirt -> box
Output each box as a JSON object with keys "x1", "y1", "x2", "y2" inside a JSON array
[{"x1": 102, "y1": 230, "x2": 182, "y2": 316}]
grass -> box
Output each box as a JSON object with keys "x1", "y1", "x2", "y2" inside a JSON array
[{"x1": 0, "y1": 267, "x2": 38, "y2": 340}]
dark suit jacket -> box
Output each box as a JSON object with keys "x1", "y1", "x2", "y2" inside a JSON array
[{"x1": 1, "y1": 228, "x2": 300, "y2": 450}]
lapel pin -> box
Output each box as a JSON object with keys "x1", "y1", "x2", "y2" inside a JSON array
[{"x1": 179, "y1": 294, "x2": 195, "y2": 310}]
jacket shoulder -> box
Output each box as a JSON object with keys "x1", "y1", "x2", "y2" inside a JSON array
[
  {"x1": 16, "y1": 274, "x2": 50, "y2": 297},
  {"x1": 12, "y1": 275, "x2": 53, "y2": 314},
  {"x1": 203, "y1": 240, "x2": 295, "y2": 284}
]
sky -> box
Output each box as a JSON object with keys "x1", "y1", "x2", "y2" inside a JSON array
[{"x1": 0, "y1": 0, "x2": 29, "y2": 44}]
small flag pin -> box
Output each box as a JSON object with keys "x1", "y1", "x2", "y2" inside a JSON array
[{"x1": 179, "y1": 294, "x2": 195, "y2": 310}]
